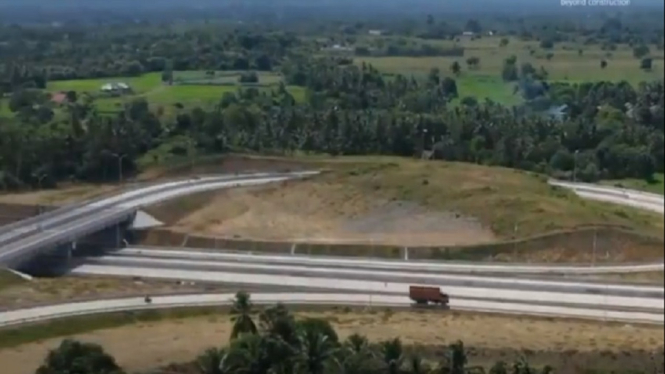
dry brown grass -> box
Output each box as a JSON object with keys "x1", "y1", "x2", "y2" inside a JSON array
[
  {"x1": 147, "y1": 155, "x2": 664, "y2": 242},
  {"x1": 157, "y1": 179, "x2": 496, "y2": 247},
  {"x1": 0, "y1": 184, "x2": 120, "y2": 205},
  {"x1": 592, "y1": 271, "x2": 665, "y2": 284},
  {"x1": 1, "y1": 309, "x2": 662, "y2": 374},
  {"x1": 0, "y1": 276, "x2": 231, "y2": 310}
]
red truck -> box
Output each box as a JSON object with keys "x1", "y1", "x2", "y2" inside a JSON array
[{"x1": 409, "y1": 286, "x2": 450, "y2": 307}]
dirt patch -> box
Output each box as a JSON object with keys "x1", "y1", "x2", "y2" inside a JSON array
[
  {"x1": 0, "y1": 276, "x2": 233, "y2": 311},
  {"x1": 1, "y1": 309, "x2": 662, "y2": 374},
  {"x1": 149, "y1": 179, "x2": 495, "y2": 247}
]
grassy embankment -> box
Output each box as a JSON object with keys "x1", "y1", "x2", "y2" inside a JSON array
[{"x1": 135, "y1": 155, "x2": 664, "y2": 263}]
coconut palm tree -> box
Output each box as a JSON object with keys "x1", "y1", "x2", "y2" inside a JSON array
[
  {"x1": 196, "y1": 347, "x2": 228, "y2": 374},
  {"x1": 223, "y1": 333, "x2": 272, "y2": 374},
  {"x1": 230, "y1": 291, "x2": 258, "y2": 340},
  {"x1": 344, "y1": 334, "x2": 371, "y2": 355},
  {"x1": 379, "y1": 338, "x2": 405, "y2": 374},
  {"x1": 407, "y1": 354, "x2": 431, "y2": 374},
  {"x1": 449, "y1": 340, "x2": 468, "y2": 374},
  {"x1": 295, "y1": 326, "x2": 340, "y2": 374},
  {"x1": 35, "y1": 339, "x2": 124, "y2": 374},
  {"x1": 259, "y1": 303, "x2": 298, "y2": 345},
  {"x1": 338, "y1": 334, "x2": 380, "y2": 374}
]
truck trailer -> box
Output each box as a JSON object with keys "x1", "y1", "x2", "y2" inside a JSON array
[{"x1": 409, "y1": 285, "x2": 450, "y2": 307}]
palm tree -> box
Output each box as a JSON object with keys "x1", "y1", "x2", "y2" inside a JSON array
[
  {"x1": 223, "y1": 334, "x2": 272, "y2": 374},
  {"x1": 230, "y1": 291, "x2": 258, "y2": 340},
  {"x1": 407, "y1": 354, "x2": 431, "y2": 374},
  {"x1": 344, "y1": 334, "x2": 371, "y2": 355},
  {"x1": 295, "y1": 327, "x2": 340, "y2": 374},
  {"x1": 36, "y1": 339, "x2": 124, "y2": 374},
  {"x1": 449, "y1": 340, "x2": 468, "y2": 374},
  {"x1": 380, "y1": 338, "x2": 404, "y2": 374},
  {"x1": 489, "y1": 361, "x2": 508, "y2": 374},
  {"x1": 450, "y1": 61, "x2": 461, "y2": 76},
  {"x1": 259, "y1": 303, "x2": 297, "y2": 343},
  {"x1": 196, "y1": 347, "x2": 227, "y2": 374},
  {"x1": 339, "y1": 334, "x2": 379, "y2": 374}
]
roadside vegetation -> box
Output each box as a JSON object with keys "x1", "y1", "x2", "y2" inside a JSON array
[
  {"x1": 13, "y1": 292, "x2": 664, "y2": 374},
  {"x1": 0, "y1": 269, "x2": 26, "y2": 291}
]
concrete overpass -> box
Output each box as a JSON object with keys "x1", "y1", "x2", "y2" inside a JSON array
[{"x1": 0, "y1": 172, "x2": 317, "y2": 271}]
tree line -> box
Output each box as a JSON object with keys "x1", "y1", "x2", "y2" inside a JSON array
[
  {"x1": 1, "y1": 55, "x2": 663, "y2": 189},
  {"x1": 35, "y1": 291, "x2": 660, "y2": 374}
]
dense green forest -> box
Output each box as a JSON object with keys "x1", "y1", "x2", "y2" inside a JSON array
[
  {"x1": 0, "y1": 9, "x2": 663, "y2": 189},
  {"x1": 33, "y1": 292, "x2": 662, "y2": 374}
]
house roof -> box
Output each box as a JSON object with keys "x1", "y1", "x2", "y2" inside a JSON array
[
  {"x1": 101, "y1": 82, "x2": 130, "y2": 90},
  {"x1": 50, "y1": 92, "x2": 67, "y2": 104}
]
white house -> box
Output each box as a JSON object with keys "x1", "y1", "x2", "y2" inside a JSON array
[{"x1": 100, "y1": 82, "x2": 131, "y2": 93}]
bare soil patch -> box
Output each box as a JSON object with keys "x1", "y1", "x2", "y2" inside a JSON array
[
  {"x1": 1, "y1": 309, "x2": 662, "y2": 374},
  {"x1": 144, "y1": 155, "x2": 663, "y2": 258},
  {"x1": 153, "y1": 179, "x2": 495, "y2": 247}
]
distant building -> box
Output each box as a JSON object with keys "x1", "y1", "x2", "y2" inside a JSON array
[
  {"x1": 322, "y1": 44, "x2": 354, "y2": 53},
  {"x1": 546, "y1": 104, "x2": 568, "y2": 121},
  {"x1": 368, "y1": 29, "x2": 384, "y2": 36},
  {"x1": 462, "y1": 31, "x2": 475, "y2": 37},
  {"x1": 100, "y1": 82, "x2": 132, "y2": 94},
  {"x1": 50, "y1": 91, "x2": 68, "y2": 105}
]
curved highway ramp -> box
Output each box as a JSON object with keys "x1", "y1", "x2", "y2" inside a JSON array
[{"x1": 0, "y1": 171, "x2": 318, "y2": 269}]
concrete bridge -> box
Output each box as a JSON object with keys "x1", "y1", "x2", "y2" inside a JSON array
[{"x1": 0, "y1": 172, "x2": 318, "y2": 273}]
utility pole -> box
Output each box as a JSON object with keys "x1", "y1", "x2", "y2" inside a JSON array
[
  {"x1": 111, "y1": 152, "x2": 127, "y2": 184},
  {"x1": 573, "y1": 150, "x2": 579, "y2": 182},
  {"x1": 592, "y1": 228, "x2": 597, "y2": 267}
]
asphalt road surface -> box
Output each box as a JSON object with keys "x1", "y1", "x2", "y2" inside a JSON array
[{"x1": 0, "y1": 292, "x2": 661, "y2": 328}]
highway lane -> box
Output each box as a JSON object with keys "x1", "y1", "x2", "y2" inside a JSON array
[
  {"x1": 69, "y1": 265, "x2": 665, "y2": 313},
  {"x1": 83, "y1": 255, "x2": 664, "y2": 298},
  {"x1": 549, "y1": 180, "x2": 664, "y2": 214},
  {"x1": 0, "y1": 172, "x2": 318, "y2": 267},
  {"x1": 0, "y1": 293, "x2": 661, "y2": 328},
  {"x1": 115, "y1": 247, "x2": 665, "y2": 275}
]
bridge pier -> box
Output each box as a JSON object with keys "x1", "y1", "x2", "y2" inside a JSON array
[
  {"x1": 17, "y1": 243, "x2": 75, "y2": 277},
  {"x1": 12, "y1": 218, "x2": 133, "y2": 275}
]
